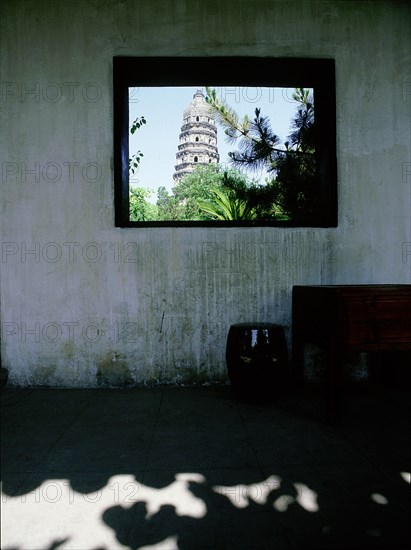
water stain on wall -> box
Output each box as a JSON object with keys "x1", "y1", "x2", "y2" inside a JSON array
[
  {"x1": 32, "y1": 364, "x2": 57, "y2": 385},
  {"x1": 62, "y1": 342, "x2": 74, "y2": 360},
  {"x1": 96, "y1": 353, "x2": 133, "y2": 387}
]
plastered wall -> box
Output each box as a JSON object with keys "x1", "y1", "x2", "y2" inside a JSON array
[{"x1": 1, "y1": 0, "x2": 410, "y2": 387}]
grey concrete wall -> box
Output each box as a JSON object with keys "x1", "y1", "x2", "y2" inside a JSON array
[{"x1": 1, "y1": 0, "x2": 410, "y2": 387}]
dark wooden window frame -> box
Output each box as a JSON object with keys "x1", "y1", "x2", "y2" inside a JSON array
[{"x1": 113, "y1": 56, "x2": 337, "y2": 228}]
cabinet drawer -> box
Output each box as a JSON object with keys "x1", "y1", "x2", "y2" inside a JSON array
[
  {"x1": 346, "y1": 297, "x2": 411, "y2": 321},
  {"x1": 345, "y1": 298, "x2": 411, "y2": 346}
]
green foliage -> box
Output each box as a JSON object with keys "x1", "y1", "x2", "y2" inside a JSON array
[
  {"x1": 218, "y1": 172, "x2": 286, "y2": 220},
  {"x1": 171, "y1": 164, "x2": 224, "y2": 220},
  {"x1": 128, "y1": 116, "x2": 155, "y2": 222},
  {"x1": 130, "y1": 116, "x2": 146, "y2": 135},
  {"x1": 128, "y1": 88, "x2": 316, "y2": 222},
  {"x1": 129, "y1": 151, "x2": 144, "y2": 176},
  {"x1": 205, "y1": 86, "x2": 317, "y2": 222},
  {"x1": 156, "y1": 164, "x2": 254, "y2": 221},
  {"x1": 129, "y1": 116, "x2": 147, "y2": 176},
  {"x1": 198, "y1": 186, "x2": 257, "y2": 220},
  {"x1": 205, "y1": 87, "x2": 251, "y2": 146},
  {"x1": 155, "y1": 186, "x2": 181, "y2": 221},
  {"x1": 129, "y1": 187, "x2": 158, "y2": 221},
  {"x1": 270, "y1": 88, "x2": 317, "y2": 221}
]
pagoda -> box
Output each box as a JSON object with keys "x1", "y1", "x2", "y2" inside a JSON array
[{"x1": 173, "y1": 89, "x2": 219, "y2": 182}]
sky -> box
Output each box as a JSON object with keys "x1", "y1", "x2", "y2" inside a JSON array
[{"x1": 128, "y1": 86, "x2": 311, "y2": 197}]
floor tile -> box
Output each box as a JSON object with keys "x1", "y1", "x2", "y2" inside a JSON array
[
  {"x1": 146, "y1": 428, "x2": 255, "y2": 471},
  {"x1": 39, "y1": 423, "x2": 153, "y2": 473},
  {"x1": 1, "y1": 424, "x2": 69, "y2": 473}
]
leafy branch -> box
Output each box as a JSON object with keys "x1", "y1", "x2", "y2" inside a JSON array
[
  {"x1": 198, "y1": 186, "x2": 257, "y2": 221},
  {"x1": 205, "y1": 86, "x2": 285, "y2": 171},
  {"x1": 129, "y1": 116, "x2": 147, "y2": 176},
  {"x1": 130, "y1": 116, "x2": 146, "y2": 135}
]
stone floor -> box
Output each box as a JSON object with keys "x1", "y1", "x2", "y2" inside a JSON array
[{"x1": 1, "y1": 380, "x2": 410, "y2": 550}]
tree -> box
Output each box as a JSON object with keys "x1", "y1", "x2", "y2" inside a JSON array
[
  {"x1": 156, "y1": 164, "x2": 257, "y2": 221},
  {"x1": 155, "y1": 186, "x2": 181, "y2": 221},
  {"x1": 170, "y1": 164, "x2": 223, "y2": 220},
  {"x1": 129, "y1": 187, "x2": 158, "y2": 221},
  {"x1": 205, "y1": 86, "x2": 317, "y2": 222}
]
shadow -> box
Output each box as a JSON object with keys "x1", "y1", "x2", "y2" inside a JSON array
[
  {"x1": 101, "y1": 467, "x2": 411, "y2": 550},
  {"x1": 47, "y1": 539, "x2": 71, "y2": 550},
  {"x1": 102, "y1": 473, "x2": 317, "y2": 549},
  {"x1": 1, "y1": 383, "x2": 410, "y2": 549}
]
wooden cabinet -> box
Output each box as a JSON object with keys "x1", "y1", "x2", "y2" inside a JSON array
[{"x1": 292, "y1": 285, "x2": 411, "y2": 424}]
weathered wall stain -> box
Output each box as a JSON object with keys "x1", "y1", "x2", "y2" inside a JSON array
[
  {"x1": 32, "y1": 364, "x2": 57, "y2": 386},
  {"x1": 96, "y1": 353, "x2": 133, "y2": 388}
]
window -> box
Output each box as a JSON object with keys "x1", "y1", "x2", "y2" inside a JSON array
[{"x1": 113, "y1": 57, "x2": 337, "y2": 227}]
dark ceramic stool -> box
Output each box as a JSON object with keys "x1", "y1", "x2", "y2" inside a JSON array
[{"x1": 226, "y1": 323, "x2": 288, "y2": 403}]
